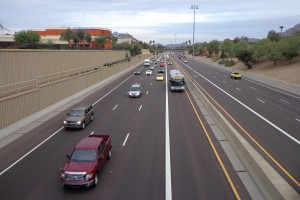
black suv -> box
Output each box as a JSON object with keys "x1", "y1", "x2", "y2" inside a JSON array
[{"x1": 63, "y1": 104, "x2": 94, "y2": 129}]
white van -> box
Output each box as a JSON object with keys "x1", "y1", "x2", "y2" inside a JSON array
[{"x1": 144, "y1": 59, "x2": 151, "y2": 67}]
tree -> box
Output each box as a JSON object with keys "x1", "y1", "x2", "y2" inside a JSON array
[
  {"x1": 267, "y1": 30, "x2": 281, "y2": 42},
  {"x1": 85, "y1": 33, "x2": 92, "y2": 45},
  {"x1": 266, "y1": 42, "x2": 282, "y2": 66},
  {"x1": 71, "y1": 33, "x2": 79, "y2": 48},
  {"x1": 233, "y1": 39, "x2": 254, "y2": 69},
  {"x1": 14, "y1": 30, "x2": 41, "y2": 45},
  {"x1": 76, "y1": 30, "x2": 85, "y2": 47},
  {"x1": 278, "y1": 36, "x2": 300, "y2": 64},
  {"x1": 222, "y1": 39, "x2": 234, "y2": 60},
  {"x1": 252, "y1": 38, "x2": 272, "y2": 63},
  {"x1": 60, "y1": 28, "x2": 73, "y2": 43},
  {"x1": 208, "y1": 40, "x2": 220, "y2": 55},
  {"x1": 94, "y1": 35, "x2": 108, "y2": 48}
]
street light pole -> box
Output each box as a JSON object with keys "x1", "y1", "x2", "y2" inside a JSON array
[{"x1": 191, "y1": 5, "x2": 198, "y2": 60}]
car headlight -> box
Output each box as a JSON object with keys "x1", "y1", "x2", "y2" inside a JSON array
[
  {"x1": 63, "y1": 121, "x2": 67, "y2": 125},
  {"x1": 76, "y1": 121, "x2": 82, "y2": 125},
  {"x1": 61, "y1": 172, "x2": 66, "y2": 179},
  {"x1": 85, "y1": 173, "x2": 93, "y2": 181}
]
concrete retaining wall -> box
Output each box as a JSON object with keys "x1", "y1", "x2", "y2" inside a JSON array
[{"x1": 0, "y1": 50, "x2": 152, "y2": 129}]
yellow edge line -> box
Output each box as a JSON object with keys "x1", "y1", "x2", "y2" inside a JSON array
[
  {"x1": 172, "y1": 61, "x2": 241, "y2": 199},
  {"x1": 180, "y1": 64, "x2": 300, "y2": 188},
  {"x1": 185, "y1": 89, "x2": 241, "y2": 200}
]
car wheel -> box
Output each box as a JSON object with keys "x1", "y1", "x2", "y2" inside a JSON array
[
  {"x1": 107, "y1": 150, "x2": 112, "y2": 160},
  {"x1": 82, "y1": 122, "x2": 85, "y2": 129},
  {"x1": 93, "y1": 173, "x2": 99, "y2": 187}
]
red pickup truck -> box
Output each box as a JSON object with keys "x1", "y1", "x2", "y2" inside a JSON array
[{"x1": 61, "y1": 135, "x2": 112, "y2": 188}]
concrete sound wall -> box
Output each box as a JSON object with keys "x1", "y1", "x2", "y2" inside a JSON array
[{"x1": 0, "y1": 50, "x2": 152, "y2": 129}]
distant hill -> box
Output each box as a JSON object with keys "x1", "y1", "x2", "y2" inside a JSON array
[
  {"x1": 282, "y1": 24, "x2": 300, "y2": 36},
  {"x1": 164, "y1": 42, "x2": 188, "y2": 48}
]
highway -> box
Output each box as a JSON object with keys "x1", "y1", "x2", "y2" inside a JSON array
[
  {"x1": 173, "y1": 55, "x2": 300, "y2": 193},
  {"x1": 1, "y1": 53, "x2": 300, "y2": 199},
  {"x1": 0, "y1": 56, "x2": 254, "y2": 200}
]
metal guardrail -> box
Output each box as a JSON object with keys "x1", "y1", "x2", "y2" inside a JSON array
[{"x1": 0, "y1": 64, "x2": 105, "y2": 99}]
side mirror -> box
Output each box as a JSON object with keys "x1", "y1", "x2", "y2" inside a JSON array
[
  {"x1": 99, "y1": 155, "x2": 104, "y2": 160},
  {"x1": 66, "y1": 154, "x2": 70, "y2": 159}
]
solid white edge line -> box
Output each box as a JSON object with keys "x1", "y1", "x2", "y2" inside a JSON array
[
  {"x1": 185, "y1": 64, "x2": 300, "y2": 145},
  {"x1": 165, "y1": 64, "x2": 172, "y2": 200},
  {"x1": 0, "y1": 127, "x2": 64, "y2": 176},
  {"x1": 122, "y1": 133, "x2": 130, "y2": 146}
]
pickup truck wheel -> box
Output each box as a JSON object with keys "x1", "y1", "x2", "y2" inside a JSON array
[
  {"x1": 107, "y1": 150, "x2": 112, "y2": 160},
  {"x1": 82, "y1": 122, "x2": 85, "y2": 129},
  {"x1": 93, "y1": 173, "x2": 99, "y2": 187}
]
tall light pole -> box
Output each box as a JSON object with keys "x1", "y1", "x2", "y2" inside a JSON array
[
  {"x1": 174, "y1": 33, "x2": 177, "y2": 46},
  {"x1": 191, "y1": 5, "x2": 198, "y2": 60},
  {"x1": 279, "y1": 26, "x2": 284, "y2": 36}
]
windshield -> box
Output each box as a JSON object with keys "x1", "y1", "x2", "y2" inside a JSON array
[
  {"x1": 130, "y1": 87, "x2": 140, "y2": 91},
  {"x1": 69, "y1": 110, "x2": 85, "y2": 116},
  {"x1": 70, "y1": 149, "x2": 97, "y2": 162},
  {"x1": 170, "y1": 80, "x2": 184, "y2": 86}
]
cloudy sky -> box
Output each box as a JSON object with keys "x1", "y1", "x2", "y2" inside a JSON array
[{"x1": 1, "y1": 0, "x2": 299, "y2": 45}]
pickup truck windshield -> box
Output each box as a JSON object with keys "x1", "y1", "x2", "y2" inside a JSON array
[{"x1": 70, "y1": 149, "x2": 97, "y2": 162}]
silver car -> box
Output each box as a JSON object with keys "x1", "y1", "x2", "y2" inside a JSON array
[{"x1": 129, "y1": 83, "x2": 142, "y2": 98}]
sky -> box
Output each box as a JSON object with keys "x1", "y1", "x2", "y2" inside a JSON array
[{"x1": 0, "y1": 0, "x2": 300, "y2": 45}]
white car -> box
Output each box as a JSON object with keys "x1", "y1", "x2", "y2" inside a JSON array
[
  {"x1": 145, "y1": 70, "x2": 152, "y2": 75},
  {"x1": 184, "y1": 60, "x2": 188, "y2": 63}
]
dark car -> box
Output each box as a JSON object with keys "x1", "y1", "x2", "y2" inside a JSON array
[
  {"x1": 158, "y1": 68, "x2": 165, "y2": 73},
  {"x1": 134, "y1": 70, "x2": 141, "y2": 75},
  {"x1": 63, "y1": 104, "x2": 94, "y2": 129}
]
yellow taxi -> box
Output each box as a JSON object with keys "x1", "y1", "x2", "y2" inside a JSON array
[
  {"x1": 230, "y1": 72, "x2": 242, "y2": 79},
  {"x1": 156, "y1": 74, "x2": 164, "y2": 81}
]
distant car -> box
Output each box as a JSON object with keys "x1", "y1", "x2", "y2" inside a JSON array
[
  {"x1": 168, "y1": 62, "x2": 172, "y2": 65},
  {"x1": 145, "y1": 70, "x2": 152, "y2": 75},
  {"x1": 230, "y1": 72, "x2": 242, "y2": 79},
  {"x1": 133, "y1": 70, "x2": 141, "y2": 75},
  {"x1": 158, "y1": 68, "x2": 165, "y2": 73},
  {"x1": 150, "y1": 66, "x2": 155, "y2": 70},
  {"x1": 129, "y1": 83, "x2": 142, "y2": 98},
  {"x1": 183, "y1": 60, "x2": 188, "y2": 63},
  {"x1": 63, "y1": 104, "x2": 94, "y2": 129},
  {"x1": 156, "y1": 74, "x2": 164, "y2": 81}
]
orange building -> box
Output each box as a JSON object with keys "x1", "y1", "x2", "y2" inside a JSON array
[{"x1": 33, "y1": 27, "x2": 112, "y2": 48}]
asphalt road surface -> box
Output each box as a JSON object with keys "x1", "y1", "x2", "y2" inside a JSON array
[
  {"x1": 174, "y1": 55, "x2": 300, "y2": 193},
  {"x1": 0, "y1": 57, "x2": 254, "y2": 200}
]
